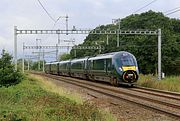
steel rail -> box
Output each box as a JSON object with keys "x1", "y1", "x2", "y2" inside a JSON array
[
  {"x1": 136, "y1": 86, "x2": 180, "y2": 96},
  {"x1": 31, "y1": 72, "x2": 180, "y2": 118},
  {"x1": 130, "y1": 87, "x2": 180, "y2": 101}
]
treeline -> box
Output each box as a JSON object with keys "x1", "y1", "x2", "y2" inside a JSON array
[
  {"x1": 17, "y1": 59, "x2": 44, "y2": 71},
  {"x1": 69, "y1": 11, "x2": 180, "y2": 75}
]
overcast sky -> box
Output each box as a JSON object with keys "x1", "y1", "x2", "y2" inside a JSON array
[{"x1": 0, "y1": 0, "x2": 180, "y2": 60}]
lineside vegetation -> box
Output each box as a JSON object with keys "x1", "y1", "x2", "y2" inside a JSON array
[
  {"x1": 0, "y1": 73, "x2": 116, "y2": 121},
  {"x1": 138, "y1": 74, "x2": 180, "y2": 92},
  {"x1": 0, "y1": 49, "x2": 22, "y2": 87},
  {"x1": 69, "y1": 11, "x2": 180, "y2": 76}
]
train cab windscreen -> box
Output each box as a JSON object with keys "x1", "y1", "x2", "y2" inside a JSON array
[
  {"x1": 115, "y1": 53, "x2": 136, "y2": 67},
  {"x1": 120, "y1": 54, "x2": 135, "y2": 66}
]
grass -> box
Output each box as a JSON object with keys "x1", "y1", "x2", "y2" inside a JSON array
[
  {"x1": 138, "y1": 74, "x2": 180, "y2": 92},
  {"x1": 0, "y1": 74, "x2": 116, "y2": 121},
  {"x1": 29, "y1": 74, "x2": 83, "y2": 105}
]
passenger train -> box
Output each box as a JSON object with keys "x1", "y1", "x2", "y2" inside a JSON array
[{"x1": 45, "y1": 51, "x2": 139, "y2": 86}]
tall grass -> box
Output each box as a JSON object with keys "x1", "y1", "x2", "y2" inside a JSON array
[
  {"x1": 29, "y1": 74, "x2": 83, "y2": 104},
  {"x1": 138, "y1": 74, "x2": 180, "y2": 92},
  {"x1": 28, "y1": 74, "x2": 117, "y2": 121},
  {"x1": 0, "y1": 75, "x2": 107, "y2": 120}
]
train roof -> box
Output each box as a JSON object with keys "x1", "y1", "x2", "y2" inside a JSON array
[
  {"x1": 50, "y1": 62, "x2": 59, "y2": 64},
  {"x1": 46, "y1": 51, "x2": 134, "y2": 64},
  {"x1": 58, "y1": 60, "x2": 71, "y2": 64},
  {"x1": 45, "y1": 62, "x2": 58, "y2": 65},
  {"x1": 88, "y1": 51, "x2": 130, "y2": 60},
  {"x1": 45, "y1": 62, "x2": 51, "y2": 65},
  {"x1": 71, "y1": 57, "x2": 89, "y2": 63}
]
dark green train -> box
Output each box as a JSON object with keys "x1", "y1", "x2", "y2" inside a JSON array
[{"x1": 45, "y1": 51, "x2": 139, "y2": 86}]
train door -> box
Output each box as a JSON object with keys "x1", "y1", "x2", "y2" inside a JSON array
[
  {"x1": 57, "y1": 63, "x2": 59, "y2": 75},
  {"x1": 106, "y1": 58, "x2": 112, "y2": 75},
  {"x1": 49, "y1": 64, "x2": 51, "y2": 73},
  {"x1": 84, "y1": 60, "x2": 87, "y2": 73},
  {"x1": 88, "y1": 60, "x2": 94, "y2": 80}
]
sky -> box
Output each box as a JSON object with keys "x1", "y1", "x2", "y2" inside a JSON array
[{"x1": 0, "y1": 0, "x2": 180, "y2": 61}]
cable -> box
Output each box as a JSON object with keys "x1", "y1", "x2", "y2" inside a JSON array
[
  {"x1": 37, "y1": 0, "x2": 67, "y2": 28},
  {"x1": 164, "y1": 7, "x2": 180, "y2": 14},
  {"x1": 52, "y1": 16, "x2": 67, "y2": 29},
  {"x1": 37, "y1": 0, "x2": 56, "y2": 22},
  {"x1": 165, "y1": 9, "x2": 180, "y2": 15},
  {"x1": 133, "y1": 0, "x2": 158, "y2": 14},
  {"x1": 37, "y1": 0, "x2": 68, "y2": 43},
  {"x1": 52, "y1": 17, "x2": 61, "y2": 29},
  {"x1": 120, "y1": 42, "x2": 180, "y2": 48},
  {"x1": 42, "y1": 15, "x2": 68, "y2": 44}
]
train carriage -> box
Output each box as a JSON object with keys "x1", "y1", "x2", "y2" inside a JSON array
[
  {"x1": 88, "y1": 51, "x2": 139, "y2": 86},
  {"x1": 44, "y1": 62, "x2": 51, "y2": 73},
  {"x1": 88, "y1": 54, "x2": 113, "y2": 82},
  {"x1": 58, "y1": 60, "x2": 71, "y2": 76},
  {"x1": 45, "y1": 51, "x2": 139, "y2": 87},
  {"x1": 50, "y1": 62, "x2": 59, "y2": 75},
  {"x1": 112, "y1": 51, "x2": 139, "y2": 86},
  {"x1": 70, "y1": 57, "x2": 89, "y2": 79}
]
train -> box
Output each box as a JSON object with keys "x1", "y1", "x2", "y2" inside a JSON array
[{"x1": 45, "y1": 51, "x2": 139, "y2": 86}]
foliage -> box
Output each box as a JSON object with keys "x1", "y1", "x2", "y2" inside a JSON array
[
  {"x1": 17, "y1": 59, "x2": 46, "y2": 71},
  {"x1": 138, "y1": 74, "x2": 180, "y2": 92},
  {"x1": 29, "y1": 74, "x2": 84, "y2": 104},
  {"x1": 17, "y1": 59, "x2": 31, "y2": 70},
  {"x1": 59, "y1": 53, "x2": 71, "y2": 61},
  {"x1": 70, "y1": 11, "x2": 180, "y2": 75},
  {"x1": 0, "y1": 50, "x2": 22, "y2": 87},
  {"x1": 0, "y1": 75, "x2": 107, "y2": 121},
  {"x1": 31, "y1": 60, "x2": 44, "y2": 71}
]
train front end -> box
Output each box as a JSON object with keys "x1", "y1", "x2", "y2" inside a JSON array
[{"x1": 113, "y1": 52, "x2": 139, "y2": 86}]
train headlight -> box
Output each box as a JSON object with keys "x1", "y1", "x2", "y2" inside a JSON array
[
  {"x1": 119, "y1": 67, "x2": 123, "y2": 71},
  {"x1": 136, "y1": 67, "x2": 139, "y2": 72}
]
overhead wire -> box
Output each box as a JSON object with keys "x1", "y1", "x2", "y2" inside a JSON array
[
  {"x1": 43, "y1": 16, "x2": 68, "y2": 44},
  {"x1": 118, "y1": 0, "x2": 158, "y2": 29},
  {"x1": 164, "y1": 7, "x2": 180, "y2": 14},
  {"x1": 37, "y1": 0, "x2": 67, "y2": 29},
  {"x1": 36, "y1": 0, "x2": 65, "y2": 43},
  {"x1": 132, "y1": 0, "x2": 179, "y2": 18},
  {"x1": 133, "y1": 0, "x2": 158, "y2": 14},
  {"x1": 165, "y1": 9, "x2": 180, "y2": 15},
  {"x1": 37, "y1": 0, "x2": 56, "y2": 22},
  {"x1": 120, "y1": 42, "x2": 180, "y2": 48},
  {"x1": 52, "y1": 16, "x2": 67, "y2": 29}
]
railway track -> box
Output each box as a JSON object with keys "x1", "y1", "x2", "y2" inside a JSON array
[
  {"x1": 32, "y1": 72, "x2": 180, "y2": 118},
  {"x1": 130, "y1": 86, "x2": 180, "y2": 101}
]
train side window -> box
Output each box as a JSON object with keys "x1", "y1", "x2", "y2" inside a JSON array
[
  {"x1": 93, "y1": 59, "x2": 104, "y2": 70},
  {"x1": 71, "y1": 62, "x2": 82, "y2": 69}
]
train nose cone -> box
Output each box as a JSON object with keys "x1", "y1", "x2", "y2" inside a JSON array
[
  {"x1": 123, "y1": 71, "x2": 137, "y2": 83},
  {"x1": 128, "y1": 74, "x2": 133, "y2": 79}
]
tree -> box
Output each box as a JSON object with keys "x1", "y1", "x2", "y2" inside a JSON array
[
  {"x1": 59, "y1": 53, "x2": 71, "y2": 61},
  {"x1": 0, "y1": 50, "x2": 22, "y2": 86},
  {"x1": 31, "y1": 60, "x2": 44, "y2": 71},
  {"x1": 70, "y1": 11, "x2": 180, "y2": 75}
]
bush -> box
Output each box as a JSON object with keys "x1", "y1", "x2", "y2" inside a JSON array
[{"x1": 0, "y1": 50, "x2": 22, "y2": 87}]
